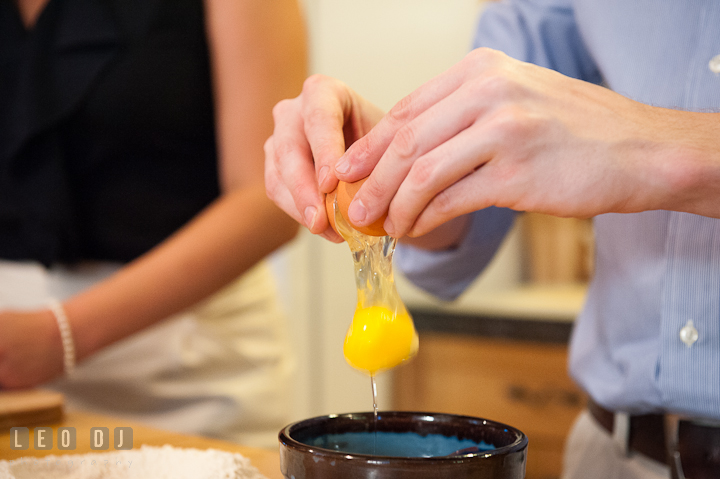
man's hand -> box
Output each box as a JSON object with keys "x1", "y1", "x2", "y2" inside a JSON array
[
  {"x1": 334, "y1": 48, "x2": 720, "y2": 237},
  {"x1": 264, "y1": 75, "x2": 385, "y2": 242}
]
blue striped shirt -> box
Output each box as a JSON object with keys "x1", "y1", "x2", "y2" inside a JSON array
[{"x1": 396, "y1": 0, "x2": 720, "y2": 419}]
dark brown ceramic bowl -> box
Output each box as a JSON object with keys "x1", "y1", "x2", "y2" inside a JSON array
[{"x1": 279, "y1": 411, "x2": 528, "y2": 479}]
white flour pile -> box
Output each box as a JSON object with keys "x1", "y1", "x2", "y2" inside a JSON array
[{"x1": 0, "y1": 445, "x2": 268, "y2": 479}]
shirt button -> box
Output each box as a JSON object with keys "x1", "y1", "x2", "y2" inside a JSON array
[
  {"x1": 680, "y1": 320, "x2": 698, "y2": 347},
  {"x1": 709, "y1": 54, "x2": 720, "y2": 74}
]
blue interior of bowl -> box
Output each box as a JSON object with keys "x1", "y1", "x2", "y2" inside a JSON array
[
  {"x1": 306, "y1": 431, "x2": 495, "y2": 457},
  {"x1": 285, "y1": 411, "x2": 527, "y2": 462}
]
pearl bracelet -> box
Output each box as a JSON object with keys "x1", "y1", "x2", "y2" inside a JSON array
[{"x1": 48, "y1": 300, "x2": 76, "y2": 376}]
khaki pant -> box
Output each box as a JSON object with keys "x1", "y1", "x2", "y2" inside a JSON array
[{"x1": 562, "y1": 410, "x2": 669, "y2": 479}]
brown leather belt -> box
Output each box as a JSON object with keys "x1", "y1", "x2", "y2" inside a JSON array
[{"x1": 588, "y1": 398, "x2": 720, "y2": 479}]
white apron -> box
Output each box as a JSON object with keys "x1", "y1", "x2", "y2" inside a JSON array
[{"x1": 0, "y1": 260, "x2": 293, "y2": 448}]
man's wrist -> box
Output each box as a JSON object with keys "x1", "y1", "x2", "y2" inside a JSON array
[{"x1": 399, "y1": 214, "x2": 472, "y2": 251}]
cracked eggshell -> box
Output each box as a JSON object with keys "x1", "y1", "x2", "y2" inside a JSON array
[{"x1": 326, "y1": 177, "x2": 388, "y2": 237}]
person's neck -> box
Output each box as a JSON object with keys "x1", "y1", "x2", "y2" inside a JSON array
[{"x1": 14, "y1": 0, "x2": 50, "y2": 30}]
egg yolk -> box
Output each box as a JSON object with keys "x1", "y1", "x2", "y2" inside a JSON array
[
  {"x1": 327, "y1": 188, "x2": 418, "y2": 376},
  {"x1": 343, "y1": 305, "x2": 418, "y2": 374}
]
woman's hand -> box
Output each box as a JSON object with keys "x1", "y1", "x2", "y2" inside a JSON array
[
  {"x1": 0, "y1": 309, "x2": 64, "y2": 389},
  {"x1": 334, "y1": 47, "x2": 720, "y2": 238},
  {"x1": 264, "y1": 75, "x2": 385, "y2": 242}
]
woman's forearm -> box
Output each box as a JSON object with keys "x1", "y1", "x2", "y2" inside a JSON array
[{"x1": 64, "y1": 184, "x2": 298, "y2": 361}]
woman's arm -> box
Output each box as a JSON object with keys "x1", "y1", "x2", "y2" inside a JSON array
[{"x1": 0, "y1": 0, "x2": 307, "y2": 388}]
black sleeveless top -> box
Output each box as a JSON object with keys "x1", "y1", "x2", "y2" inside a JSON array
[{"x1": 0, "y1": 0, "x2": 220, "y2": 266}]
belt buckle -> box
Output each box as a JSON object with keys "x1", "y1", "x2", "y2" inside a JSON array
[{"x1": 666, "y1": 414, "x2": 720, "y2": 479}]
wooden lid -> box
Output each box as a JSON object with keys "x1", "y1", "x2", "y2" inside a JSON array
[{"x1": 0, "y1": 389, "x2": 64, "y2": 428}]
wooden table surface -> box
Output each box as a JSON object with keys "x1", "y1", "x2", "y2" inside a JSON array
[{"x1": 0, "y1": 409, "x2": 282, "y2": 478}]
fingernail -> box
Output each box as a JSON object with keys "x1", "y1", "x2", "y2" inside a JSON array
[
  {"x1": 304, "y1": 206, "x2": 317, "y2": 229},
  {"x1": 318, "y1": 166, "x2": 329, "y2": 188},
  {"x1": 348, "y1": 199, "x2": 367, "y2": 224},
  {"x1": 335, "y1": 159, "x2": 350, "y2": 175},
  {"x1": 384, "y1": 219, "x2": 395, "y2": 237}
]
